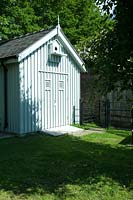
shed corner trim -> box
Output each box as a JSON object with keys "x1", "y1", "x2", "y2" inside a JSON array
[{"x1": 58, "y1": 28, "x2": 86, "y2": 72}]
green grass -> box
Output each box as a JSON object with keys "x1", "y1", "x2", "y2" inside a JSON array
[
  {"x1": 72, "y1": 122, "x2": 101, "y2": 130},
  {"x1": 0, "y1": 129, "x2": 133, "y2": 200}
]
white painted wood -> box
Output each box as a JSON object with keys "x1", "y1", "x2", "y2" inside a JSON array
[
  {"x1": 0, "y1": 27, "x2": 83, "y2": 134},
  {"x1": 18, "y1": 26, "x2": 86, "y2": 72},
  {"x1": 57, "y1": 28, "x2": 86, "y2": 72},
  {"x1": 18, "y1": 28, "x2": 57, "y2": 62},
  {"x1": 39, "y1": 70, "x2": 68, "y2": 75}
]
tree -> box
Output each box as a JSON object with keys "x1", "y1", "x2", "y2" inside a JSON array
[
  {"x1": 0, "y1": 0, "x2": 111, "y2": 47},
  {"x1": 0, "y1": 0, "x2": 40, "y2": 39},
  {"x1": 31, "y1": 0, "x2": 110, "y2": 45},
  {"x1": 85, "y1": 0, "x2": 133, "y2": 93}
]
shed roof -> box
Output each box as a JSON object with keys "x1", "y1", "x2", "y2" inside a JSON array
[
  {"x1": 0, "y1": 26, "x2": 86, "y2": 72},
  {"x1": 0, "y1": 27, "x2": 54, "y2": 59}
]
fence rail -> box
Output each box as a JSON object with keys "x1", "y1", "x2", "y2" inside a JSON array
[{"x1": 79, "y1": 99, "x2": 132, "y2": 129}]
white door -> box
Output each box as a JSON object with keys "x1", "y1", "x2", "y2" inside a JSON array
[{"x1": 44, "y1": 72, "x2": 68, "y2": 129}]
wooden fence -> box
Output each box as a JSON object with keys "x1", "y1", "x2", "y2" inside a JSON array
[{"x1": 77, "y1": 99, "x2": 132, "y2": 129}]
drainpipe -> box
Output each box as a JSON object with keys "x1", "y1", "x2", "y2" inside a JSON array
[{"x1": 1, "y1": 62, "x2": 8, "y2": 129}]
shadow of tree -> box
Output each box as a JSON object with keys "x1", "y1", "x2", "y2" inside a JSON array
[
  {"x1": 19, "y1": 94, "x2": 40, "y2": 134},
  {"x1": 119, "y1": 135, "x2": 132, "y2": 145},
  {"x1": 0, "y1": 135, "x2": 132, "y2": 196},
  {"x1": 106, "y1": 129, "x2": 132, "y2": 144},
  {"x1": 106, "y1": 129, "x2": 131, "y2": 138}
]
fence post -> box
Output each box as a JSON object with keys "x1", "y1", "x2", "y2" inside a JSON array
[
  {"x1": 131, "y1": 106, "x2": 133, "y2": 145},
  {"x1": 105, "y1": 100, "x2": 106, "y2": 128},
  {"x1": 107, "y1": 99, "x2": 110, "y2": 129},
  {"x1": 105, "y1": 99, "x2": 110, "y2": 129},
  {"x1": 80, "y1": 99, "x2": 83, "y2": 125},
  {"x1": 73, "y1": 105, "x2": 75, "y2": 124},
  {"x1": 99, "y1": 100, "x2": 101, "y2": 123},
  {"x1": 104, "y1": 100, "x2": 107, "y2": 128}
]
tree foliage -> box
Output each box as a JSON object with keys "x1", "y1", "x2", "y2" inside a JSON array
[
  {"x1": 0, "y1": 0, "x2": 110, "y2": 44},
  {"x1": 1, "y1": 0, "x2": 131, "y2": 94},
  {"x1": 30, "y1": 0, "x2": 110, "y2": 45},
  {"x1": 87, "y1": 0, "x2": 133, "y2": 93},
  {"x1": 0, "y1": 0, "x2": 40, "y2": 39}
]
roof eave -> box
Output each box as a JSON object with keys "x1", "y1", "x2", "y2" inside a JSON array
[
  {"x1": 18, "y1": 26, "x2": 86, "y2": 72},
  {"x1": 0, "y1": 55, "x2": 18, "y2": 64},
  {"x1": 18, "y1": 27, "x2": 57, "y2": 62},
  {"x1": 57, "y1": 28, "x2": 86, "y2": 72}
]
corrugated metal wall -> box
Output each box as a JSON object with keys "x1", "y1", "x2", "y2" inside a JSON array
[
  {"x1": 0, "y1": 65, "x2": 4, "y2": 131},
  {"x1": 19, "y1": 36, "x2": 81, "y2": 134}
]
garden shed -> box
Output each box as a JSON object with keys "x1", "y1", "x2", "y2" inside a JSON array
[{"x1": 0, "y1": 24, "x2": 86, "y2": 135}]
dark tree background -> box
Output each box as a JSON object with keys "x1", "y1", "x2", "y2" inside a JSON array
[
  {"x1": 0, "y1": 0, "x2": 132, "y2": 93},
  {"x1": 90, "y1": 0, "x2": 133, "y2": 93}
]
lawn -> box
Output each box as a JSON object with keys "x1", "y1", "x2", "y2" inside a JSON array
[{"x1": 0, "y1": 128, "x2": 133, "y2": 200}]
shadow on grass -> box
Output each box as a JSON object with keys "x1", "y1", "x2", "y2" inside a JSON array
[
  {"x1": 106, "y1": 128, "x2": 131, "y2": 137},
  {"x1": 0, "y1": 134, "x2": 132, "y2": 195},
  {"x1": 106, "y1": 128, "x2": 132, "y2": 145},
  {"x1": 119, "y1": 135, "x2": 132, "y2": 145}
]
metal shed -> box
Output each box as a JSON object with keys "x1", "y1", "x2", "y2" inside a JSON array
[{"x1": 0, "y1": 24, "x2": 86, "y2": 135}]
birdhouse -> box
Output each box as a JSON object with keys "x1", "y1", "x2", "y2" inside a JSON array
[{"x1": 48, "y1": 40, "x2": 61, "y2": 56}]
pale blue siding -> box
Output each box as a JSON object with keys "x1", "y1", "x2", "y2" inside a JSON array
[{"x1": 19, "y1": 36, "x2": 81, "y2": 134}]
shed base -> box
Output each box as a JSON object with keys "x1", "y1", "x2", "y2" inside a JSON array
[{"x1": 42, "y1": 125, "x2": 83, "y2": 136}]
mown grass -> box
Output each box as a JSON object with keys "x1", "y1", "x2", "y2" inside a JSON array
[
  {"x1": 0, "y1": 128, "x2": 133, "y2": 200},
  {"x1": 73, "y1": 122, "x2": 101, "y2": 130}
]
